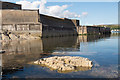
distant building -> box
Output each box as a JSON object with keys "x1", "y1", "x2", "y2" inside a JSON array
[{"x1": 0, "y1": 1, "x2": 21, "y2": 10}]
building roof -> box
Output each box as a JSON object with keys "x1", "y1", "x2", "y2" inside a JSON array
[
  {"x1": 0, "y1": 1, "x2": 21, "y2": 6},
  {"x1": 0, "y1": 1, "x2": 21, "y2": 10}
]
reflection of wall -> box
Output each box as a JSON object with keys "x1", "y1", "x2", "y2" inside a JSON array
[
  {"x1": 77, "y1": 34, "x2": 111, "y2": 42},
  {"x1": 2, "y1": 34, "x2": 111, "y2": 75},
  {"x1": 2, "y1": 40, "x2": 43, "y2": 54},
  {"x1": 42, "y1": 36, "x2": 79, "y2": 52},
  {"x1": 2, "y1": 36, "x2": 80, "y2": 70},
  {"x1": 2, "y1": 40, "x2": 44, "y2": 69},
  {"x1": 111, "y1": 32, "x2": 119, "y2": 36}
]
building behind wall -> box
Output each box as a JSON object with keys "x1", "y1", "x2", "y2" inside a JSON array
[{"x1": 0, "y1": 1, "x2": 21, "y2": 10}]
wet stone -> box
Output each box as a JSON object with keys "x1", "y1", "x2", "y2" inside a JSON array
[{"x1": 33, "y1": 56, "x2": 93, "y2": 73}]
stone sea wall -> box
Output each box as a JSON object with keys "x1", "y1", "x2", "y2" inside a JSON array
[
  {"x1": 0, "y1": 8, "x2": 111, "y2": 39},
  {"x1": 0, "y1": 10, "x2": 42, "y2": 39},
  {"x1": 42, "y1": 28, "x2": 77, "y2": 37},
  {"x1": 40, "y1": 14, "x2": 78, "y2": 29},
  {"x1": 0, "y1": 30, "x2": 41, "y2": 41},
  {"x1": 40, "y1": 14, "x2": 79, "y2": 37},
  {"x1": 1, "y1": 10, "x2": 79, "y2": 38},
  {"x1": 1, "y1": 10, "x2": 39, "y2": 24},
  {"x1": 2, "y1": 23, "x2": 42, "y2": 37},
  {"x1": 77, "y1": 26, "x2": 111, "y2": 35}
]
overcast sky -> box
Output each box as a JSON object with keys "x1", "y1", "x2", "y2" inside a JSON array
[{"x1": 2, "y1": 0, "x2": 118, "y2": 25}]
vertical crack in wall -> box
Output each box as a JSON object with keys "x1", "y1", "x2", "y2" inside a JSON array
[{"x1": 0, "y1": 1, "x2": 2, "y2": 80}]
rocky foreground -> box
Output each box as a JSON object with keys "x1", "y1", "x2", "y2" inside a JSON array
[
  {"x1": 0, "y1": 30, "x2": 40, "y2": 41},
  {"x1": 34, "y1": 56, "x2": 93, "y2": 73}
]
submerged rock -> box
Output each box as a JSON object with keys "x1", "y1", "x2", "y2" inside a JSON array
[{"x1": 33, "y1": 56, "x2": 93, "y2": 73}]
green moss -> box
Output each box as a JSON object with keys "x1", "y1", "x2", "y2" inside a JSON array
[{"x1": 97, "y1": 25, "x2": 119, "y2": 30}]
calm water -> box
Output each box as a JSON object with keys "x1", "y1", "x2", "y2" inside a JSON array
[{"x1": 1, "y1": 33, "x2": 118, "y2": 78}]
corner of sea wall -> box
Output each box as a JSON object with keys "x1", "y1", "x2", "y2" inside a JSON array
[{"x1": 1, "y1": 9, "x2": 42, "y2": 41}]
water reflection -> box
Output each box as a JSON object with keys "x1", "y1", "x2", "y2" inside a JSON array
[
  {"x1": 57, "y1": 67, "x2": 92, "y2": 73},
  {"x1": 1, "y1": 33, "x2": 118, "y2": 78}
]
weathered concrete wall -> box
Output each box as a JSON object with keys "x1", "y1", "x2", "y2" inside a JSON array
[
  {"x1": 87, "y1": 26, "x2": 111, "y2": 34},
  {"x1": 104, "y1": 27, "x2": 111, "y2": 33},
  {"x1": 77, "y1": 34, "x2": 111, "y2": 42},
  {"x1": 77, "y1": 26, "x2": 111, "y2": 35},
  {"x1": 2, "y1": 23, "x2": 42, "y2": 37},
  {"x1": 0, "y1": 1, "x2": 21, "y2": 10},
  {"x1": 0, "y1": 2, "x2": 2, "y2": 75},
  {"x1": 42, "y1": 25, "x2": 77, "y2": 37},
  {"x1": 42, "y1": 30, "x2": 77, "y2": 38},
  {"x1": 0, "y1": 10, "x2": 2, "y2": 32},
  {"x1": 0, "y1": 2, "x2": 80, "y2": 38},
  {"x1": 40, "y1": 14, "x2": 78, "y2": 29},
  {"x1": 2, "y1": 24, "x2": 42, "y2": 31},
  {"x1": 71, "y1": 19, "x2": 79, "y2": 26},
  {"x1": 0, "y1": 1, "x2": 2, "y2": 32},
  {"x1": 87, "y1": 26, "x2": 100, "y2": 34},
  {"x1": 40, "y1": 14, "x2": 79, "y2": 37},
  {"x1": 0, "y1": 3, "x2": 111, "y2": 38},
  {"x1": 1, "y1": 9, "x2": 42, "y2": 37},
  {"x1": 2, "y1": 10, "x2": 39, "y2": 24},
  {"x1": 76, "y1": 26, "x2": 87, "y2": 34}
]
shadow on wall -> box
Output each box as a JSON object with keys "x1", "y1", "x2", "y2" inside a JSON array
[{"x1": 40, "y1": 14, "x2": 79, "y2": 37}]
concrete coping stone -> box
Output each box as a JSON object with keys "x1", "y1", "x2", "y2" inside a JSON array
[{"x1": 2, "y1": 22, "x2": 41, "y2": 25}]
